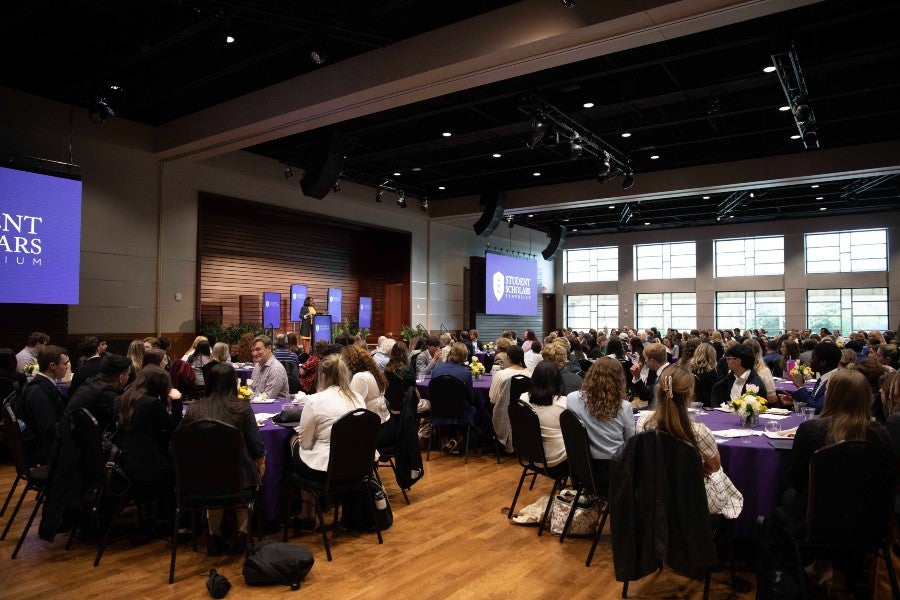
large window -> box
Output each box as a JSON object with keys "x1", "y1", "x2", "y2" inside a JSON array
[
  {"x1": 635, "y1": 293, "x2": 696, "y2": 331},
  {"x1": 807, "y1": 288, "x2": 889, "y2": 332},
  {"x1": 634, "y1": 242, "x2": 696, "y2": 280},
  {"x1": 566, "y1": 294, "x2": 619, "y2": 331},
  {"x1": 564, "y1": 246, "x2": 618, "y2": 282},
  {"x1": 805, "y1": 229, "x2": 887, "y2": 273},
  {"x1": 716, "y1": 291, "x2": 785, "y2": 333},
  {"x1": 715, "y1": 236, "x2": 784, "y2": 277}
]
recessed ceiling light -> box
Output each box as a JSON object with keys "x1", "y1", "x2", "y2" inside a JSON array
[
  {"x1": 412, "y1": 167, "x2": 422, "y2": 172},
  {"x1": 492, "y1": 153, "x2": 502, "y2": 158},
  {"x1": 441, "y1": 132, "x2": 451, "y2": 137},
  {"x1": 563, "y1": 219, "x2": 570, "y2": 222},
  {"x1": 621, "y1": 132, "x2": 632, "y2": 138},
  {"x1": 528, "y1": 214, "x2": 534, "y2": 218},
  {"x1": 703, "y1": 195, "x2": 711, "y2": 200},
  {"x1": 393, "y1": 172, "x2": 401, "y2": 176},
  {"x1": 644, "y1": 222, "x2": 651, "y2": 226},
  {"x1": 583, "y1": 102, "x2": 594, "y2": 108},
  {"x1": 815, "y1": 196, "x2": 823, "y2": 200},
  {"x1": 572, "y1": 228, "x2": 578, "y2": 232},
  {"x1": 729, "y1": 215, "x2": 735, "y2": 219},
  {"x1": 763, "y1": 66, "x2": 777, "y2": 73},
  {"x1": 650, "y1": 155, "x2": 659, "y2": 160},
  {"x1": 778, "y1": 105, "x2": 791, "y2": 112},
  {"x1": 811, "y1": 184, "x2": 819, "y2": 189},
  {"x1": 819, "y1": 207, "x2": 827, "y2": 211},
  {"x1": 438, "y1": 186, "x2": 445, "y2": 190},
  {"x1": 609, "y1": 205, "x2": 615, "y2": 209},
  {"x1": 225, "y1": 35, "x2": 236, "y2": 44},
  {"x1": 790, "y1": 134, "x2": 801, "y2": 140},
  {"x1": 533, "y1": 172, "x2": 541, "y2": 177}
]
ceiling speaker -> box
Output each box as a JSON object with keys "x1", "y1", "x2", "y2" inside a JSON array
[
  {"x1": 473, "y1": 190, "x2": 506, "y2": 237},
  {"x1": 541, "y1": 224, "x2": 566, "y2": 260},
  {"x1": 300, "y1": 132, "x2": 355, "y2": 199}
]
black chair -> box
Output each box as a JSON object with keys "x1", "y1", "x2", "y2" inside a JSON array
[
  {"x1": 784, "y1": 440, "x2": 899, "y2": 599},
  {"x1": 610, "y1": 430, "x2": 732, "y2": 600},
  {"x1": 377, "y1": 382, "x2": 422, "y2": 505},
  {"x1": 558, "y1": 409, "x2": 609, "y2": 566},
  {"x1": 426, "y1": 375, "x2": 474, "y2": 464},
  {"x1": 169, "y1": 419, "x2": 257, "y2": 583},
  {"x1": 506, "y1": 399, "x2": 568, "y2": 536},
  {"x1": 0, "y1": 404, "x2": 49, "y2": 559},
  {"x1": 282, "y1": 408, "x2": 382, "y2": 561},
  {"x1": 384, "y1": 371, "x2": 407, "y2": 414},
  {"x1": 60, "y1": 409, "x2": 106, "y2": 555}
]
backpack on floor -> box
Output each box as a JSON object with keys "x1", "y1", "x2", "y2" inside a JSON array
[{"x1": 242, "y1": 539, "x2": 314, "y2": 591}]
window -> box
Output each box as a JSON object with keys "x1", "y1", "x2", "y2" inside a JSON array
[
  {"x1": 716, "y1": 291, "x2": 785, "y2": 333},
  {"x1": 634, "y1": 242, "x2": 695, "y2": 280},
  {"x1": 564, "y1": 246, "x2": 618, "y2": 282},
  {"x1": 805, "y1": 229, "x2": 887, "y2": 273},
  {"x1": 807, "y1": 288, "x2": 889, "y2": 332},
  {"x1": 714, "y1": 236, "x2": 784, "y2": 277},
  {"x1": 635, "y1": 293, "x2": 696, "y2": 331},
  {"x1": 566, "y1": 294, "x2": 619, "y2": 331}
]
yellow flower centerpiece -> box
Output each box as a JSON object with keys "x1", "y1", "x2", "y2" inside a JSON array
[
  {"x1": 730, "y1": 384, "x2": 766, "y2": 426},
  {"x1": 468, "y1": 356, "x2": 485, "y2": 380},
  {"x1": 23, "y1": 362, "x2": 37, "y2": 376},
  {"x1": 237, "y1": 385, "x2": 252, "y2": 400},
  {"x1": 483, "y1": 342, "x2": 494, "y2": 351},
  {"x1": 789, "y1": 363, "x2": 813, "y2": 381}
]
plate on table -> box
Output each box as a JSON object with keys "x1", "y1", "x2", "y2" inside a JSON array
[
  {"x1": 763, "y1": 427, "x2": 797, "y2": 439},
  {"x1": 765, "y1": 408, "x2": 791, "y2": 415},
  {"x1": 250, "y1": 398, "x2": 276, "y2": 404}
]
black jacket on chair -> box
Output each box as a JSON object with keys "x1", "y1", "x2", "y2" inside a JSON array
[{"x1": 609, "y1": 430, "x2": 718, "y2": 583}]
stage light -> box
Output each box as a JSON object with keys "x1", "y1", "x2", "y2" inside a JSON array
[
  {"x1": 569, "y1": 135, "x2": 583, "y2": 160},
  {"x1": 375, "y1": 188, "x2": 384, "y2": 203},
  {"x1": 506, "y1": 215, "x2": 515, "y2": 229},
  {"x1": 283, "y1": 165, "x2": 293, "y2": 179},
  {"x1": 622, "y1": 171, "x2": 635, "y2": 190},
  {"x1": 332, "y1": 180, "x2": 341, "y2": 193},
  {"x1": 396, "y1": 190, "x2": 407, "y2": 208},
  {"x1": 527, "y1": 118, "x2": 546, "y2": 149},
  {"x1": 420, "y1": 199, "x2": 429, "y2": 212}
]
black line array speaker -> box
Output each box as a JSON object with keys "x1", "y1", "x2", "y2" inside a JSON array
[
  {"x1": 473, "y1": 190, "x2": 506, "y2": 237},
  {"x1": 300, "y1": 132, "x2": 355, "y2": 200},
  {"x1": 541, "y1": 224, "x2": 566, "y2": 260}
]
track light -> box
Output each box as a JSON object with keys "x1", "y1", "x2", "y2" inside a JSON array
[
  {"x1": 569, "y1": 135, "x2": 583, "y2": 160},
  {"x1": 88, "y1": 84, "x2": 124, "y2": 124},
  {"x1": 283, "y1": 164, "x2": 293, "y2": 179},
  {"x1": 396, "y1": 190, "x2": 407, "y2": 208},
  {"x1": 375, "y1": 188, "x2": 384, "y2": 203},
  {"x1": 622, "y1": 171, "x2": 635, "y2": 190},
  {"x1": 596, "y1": 151, "x2": 613, "y2": 182},
  {"x1": 506, "y1": 215, "x2": 515, "y2": 229},
  {"x1": 310, "y1": 49, "x2": 327, "y2": 65},
  {"x1": 420, "y1": 199, "x2": 429, "y2": 212},
  {"x1": 527, "y1": 118, "x2": 546, "y2": 149},
  {"x1": 792, "y1": 97, "x2": 810, "y2": 123},
  {"x1": 332, "y1": 179, "x2": 341, "y2": 193},
  {"x1": 562, "y1": 0, "x2": 576, "y2": 6}
]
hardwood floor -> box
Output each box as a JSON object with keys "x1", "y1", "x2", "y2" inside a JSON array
[{"x1": 1, "y1": 451, "x2": 759, "y2": 600}]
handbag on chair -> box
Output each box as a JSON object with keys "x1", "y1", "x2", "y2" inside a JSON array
[{"x1": 549, "y1": 489, "x2": 600, "y2": 536}]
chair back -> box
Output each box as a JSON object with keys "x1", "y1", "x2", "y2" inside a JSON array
[
  {"x1": 385, "y1": 371, "x2": 408, "y2": 413},
  {"x1": 67, "y1": 408, "x2": 106, "y2": 485},
  {"x1": 3, "y1": 404, "x2": 30, "y2": 479},
  {"x1": 171, "y1": 419, "x2": 247, "y2": 504},
  {"x1": 559, "y1": 409, "x2": 602, "y2": 496},
  {"x1": 805, "y1": 439, "x2": 896, "y2": 547},
  {"x1": 508, "y1": 399, "x2": 548, "y2": 468},
  {"x1": 428, "y1": 375, "x2": 468, "y2": 423},
  {"x1": 509, "y1": 374, "x2": 531, "y2": 406},
  {"x1": 324, "y1": 408, "x2": 381, "y2": 490}
]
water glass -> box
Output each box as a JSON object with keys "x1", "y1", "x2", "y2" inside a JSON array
[
  {"x1": 764, "y1": 420, "x2": 781, "y2": 434},
  {"x1": 802, "y1": 406, "x2": 816, "y2": 421},
  {"x1": 282, "y1": 402, "x2": 293, "y2": 412},
  {"x1": 793, "y1": 401, "x2": 805, "y2": 414}
]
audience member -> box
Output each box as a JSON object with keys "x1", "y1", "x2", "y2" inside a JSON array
[
  {"x1": 16, "y1": 331, "x2": 50, "y2": 372},
  {"x1": 690, "y1": 342, "x2": 719, "y2": 408},
  {"x1": 785, "y1": 341, "x2": 841, "y2": 414},
  {"x1": 68, "y1": 336, "x2": 103, "y2": 398},
  {"x1": 711, "y1": 343, "x2": 769, "y2": 407},
  {"x1": 342, "y1": 344, "x2": 394, "y2": 447},
  {"x1": 490, "y1": 345, "x2": 529, "y2": 454},
  {"x1": 522, "y1": 360, "x2": 568, "y2": 469},
  {"x1": 249, "y1": 335, "x2": 290, "y2": 398},
  {"x1": 273, "y1": 333, "x2": 300, "y2": 379},
  {"x1": 16, "y1": 345, "x2": 69, "y2": 464},
  {"x1": 542, "y1": 341, "x2": 582, "y2": 395},
  {"x1": 67, "y1": 354, "x2": 131, "y2": 433},
  {"x1": 415, "y1": 336, "x2": 441, "y2": 377}
]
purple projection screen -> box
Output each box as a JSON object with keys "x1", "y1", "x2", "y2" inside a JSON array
[
  {"x1": 485, "y1": 252, "x2": 538, "y2": 316},
  {"x1": 327, "y1": 288, "x2": 342, "y2": 323},
  {"x1": 263, "y1": 292, "x2": 281, "y2": 329},
  {"x1": 289, "y1": 284, "x2": 308, "y2": 323},
  {"x1": 313, "y1": 314, "x2": 333, "y2": 343},
  {"x1": 358, "y1": 296, "x2": 372, "y2": 328},
  {"x1": 1, "y1": 166, "x2": 82, "y2": 304}
]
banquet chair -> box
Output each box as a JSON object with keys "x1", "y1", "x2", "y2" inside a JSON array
[
  {"x1": 426, "y1": 375, "x2": 474, "y2": 464},
  {"x1": 282, "y1": 408, "x2": 382, "y2": 561},
  {"x1": 610, "y1": 430, "x2": 733, "y2": 600},
  {"x1": 376, "y1": 384, "x2": 423, "y2": 505},
  {"x1": 494, "y1": 374, "x2": 531, "y2": 464},
  {"x1": 783, "y1": 440, "x2": 899, "y2": 599},
  {"x1": 1, "y1": 404, "x2": 49, "y2": 559},
  {"x1": 507, "y1": 399, "x2": 568, "y2": 536},
  {"x1": 558, "y1": 409, "x2": 609, "y2": 566},
  {"x1": 169, "y1": 419, "x2": 257, "y2": 583}
]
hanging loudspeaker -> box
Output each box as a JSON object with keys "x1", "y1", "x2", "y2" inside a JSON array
[
  {"x1": 300, "y1": 132, "x2": 355, "y2": 199},
  {"x1": 541, "y1": 224, "x2": 566, "y2": 260},
  {"x1": 473, "y1": 190, "x2": 506, "y2": 237}
]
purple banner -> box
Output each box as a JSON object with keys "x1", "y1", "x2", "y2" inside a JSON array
[
  {"x1": 263, "y1": 292, "x2": 281, "y2": 329},
  {"x1": 327, "y1": 287, "x2": 342, "y2": 323},
  {"x1": 290, "y1": 284, "x2": 308, "y2": 322},
  {"x1": 485, "y1": 252, "x2": 538, "y2": 316},
  {"x1": 358, "y1": 296, "x2": 372, "y2": 328},
  {"x1": 1, "y1": 166, "x2": 82, "y2": 304}
]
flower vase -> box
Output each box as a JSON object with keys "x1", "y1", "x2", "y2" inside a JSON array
[
  {"x1": 739, "y1": 413, "x2": 759, "y2": 428},
  {"x1": 474, "y1": 373, "x2": 483, "y2": 381}
]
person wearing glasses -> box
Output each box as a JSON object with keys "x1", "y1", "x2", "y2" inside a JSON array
[
  {"x1": 15, "y1": 345, "x2": 70, "y2": 465},
  {"x1": 710, "y1": 343, "x2": 769, "y2": 407}
]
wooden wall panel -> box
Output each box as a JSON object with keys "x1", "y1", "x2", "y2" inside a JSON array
[{"x1": 198, "y1": 193, "x2": 410, "y2": 340}]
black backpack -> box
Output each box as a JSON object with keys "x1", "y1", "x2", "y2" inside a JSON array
[
  {"x1": 341, "y1": 476, "x2": 393, "y2": 532},
  {"x1": 755, "y1": 516, "x2": 802, "y2": 599},
  {"x1": 242, "y1": 539, "x2": 314, "y2": 590}
]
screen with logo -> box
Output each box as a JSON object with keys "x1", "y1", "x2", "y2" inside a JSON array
[
  {"x1": 262, "y1": 292, "x2": 281, "y2": 329},
  {"x1": 1, "y1": 165, "x2": 82, "y2": 304},
  {"x1": 358, "y1": 296, "x2": 372, "y2": 328},
  {"x1": 327, "y1": 287, "x2": 342, "y2": 323},
  {"x1": 289, "y1": 284, "x2": 308, "y2": 323},
  {"x1": 313, "y1": 314, "x2": 332, "y2": 343},
  {"x1": 485, "y1": 252, "x2": 538, "y2": 316}
]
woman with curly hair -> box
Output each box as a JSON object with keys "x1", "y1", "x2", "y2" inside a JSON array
[
  {"x1": 235, "y1": 332, "x2": 254, "y2": 363},
  {"x1": 342, "y1": 343, "x2": 395, "y2": 447},
  {"x1": 565, "y1": 355, "x2": 635, "y2": 485}
]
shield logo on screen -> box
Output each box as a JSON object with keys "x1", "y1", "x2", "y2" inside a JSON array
[
  {"x1": 493, "y1": 271, "x2": 504, "y2": 302},
  {"x1": 265, "y1": 300, "x2": 270, "y2": 308},
  {"x1": 292, "y1": 293, "x2": 297, "y2": 300}
]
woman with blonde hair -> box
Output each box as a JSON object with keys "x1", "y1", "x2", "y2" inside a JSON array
[
  {"x1": 565, "y1": 356, "x2": 635, "y2": 485},
  {"x1": 180, "y1": 335, "x2": 209, "y2": 361},
  {"x1": 637, "y1": 364, "x2": 742, "y2": 516},
  {"x1": 126, "y1": 339, "x2": 145, "y2": 386},
  {"x1": 690, "y1": 342, "x2": 719, "y2": 407},
  {"x1": 743, "y1": 338, "x2": 777, "y2": 404}
]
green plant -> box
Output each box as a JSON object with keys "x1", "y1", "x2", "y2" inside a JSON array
[
  {"x1": 400, "y1": 324, "x2": 427, "y2": 342},
  {"x1": 198, "y1": 321, "x2": 225, "y2": 343},
  {"x1": 334, "y1": 318, "x2": 370, "y2": 340},
  {"x1": 221, "y1": 322, "x2": 264, "y2": 345}
]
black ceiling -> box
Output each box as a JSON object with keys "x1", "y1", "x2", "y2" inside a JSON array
[{"x1": 4, "y1": 0, "x2": 899, "y2": 236}]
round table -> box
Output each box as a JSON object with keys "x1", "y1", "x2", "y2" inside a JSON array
[{"x1": 251, "y1": 401, "x2": 295, "y2": 522}]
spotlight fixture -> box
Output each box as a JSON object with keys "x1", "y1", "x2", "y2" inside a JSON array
[
  {"x1": 332, "y1": 179, "x2": 341, "y2": 193},
  {"x1": 622, "y1": 171, "x2": 635, "y2": 190},
  {"x1": 282, "y1": 164, "x2": 294, "y2": 179},
  {"x1": 771, "y1": 43, "x2": 819, "y2": 149},
  {"x1": 88, "y1": 84, "x2": 124, "y2": 124},
  {"x1": 396, "y1": 190, "x2": 407, "y2": 208},
  {"x1": 225, "y1": 35, "x2": 235, "y2": 44},
  {"x1": 375, "y1": 188, "x2": 384, "y2": 203},
  {"x1": 597, "y1": 151, "x2": 613, "y2": 183},
  {"x1": 569, "y1": 135, "x2": 583, "y2": 160},
  {"x1": 506, "y1": 215, "x2": 515, "y2": 229},
  {"x1": 420, "y1": 199, "x2": 429, "y2": 212},
  {"x1": 562, "y1": 0, "x2": 576, "y2": 7},
  {"x1": 310, "y1": 49, "x2": 327, "y2": 65},
  {"x1": 527, "y1": 118, "x2": 546, "y2": 149},
  {"x1": 792, "y1": 97, "x2": 810, "y2": 123}
]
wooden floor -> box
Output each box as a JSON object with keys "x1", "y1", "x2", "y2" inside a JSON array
[{"x1": 0, "y1": 449, "x2": 812, "y2": 600}]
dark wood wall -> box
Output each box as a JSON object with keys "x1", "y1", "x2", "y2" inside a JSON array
[{"x1": 197, "y1": 193, "x2": 410, "y2": 339}]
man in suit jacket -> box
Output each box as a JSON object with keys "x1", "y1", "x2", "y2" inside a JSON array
[
  {"x1": 711, "y1": 343, "x2": 768, "y2": 407},
  {"x1": 67, "y1": 335, "x2": 103, "y2": 399},
  {"x1": 630, "y1": 342, "x2": 671, "y2": 403},
  {"x1": 16, "y1": 345, "x2": 69, "y2": 465},
  {"x1": 786, "y1": 341, "x2": 841, "y2": 414}
]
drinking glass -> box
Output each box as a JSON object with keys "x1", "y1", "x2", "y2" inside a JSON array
[
  {"x1": 802, "y1": 406, "x2": 816, "y2": 421},
  {"x1": 765, "y1": 420, "x2": 781, "y2": 434},
  {"x1": 282, "y1": 402, "x2": 293, "y2": 412},
  {"x1": 793, "y1": 401, "x2": 805, "y2": 414}
]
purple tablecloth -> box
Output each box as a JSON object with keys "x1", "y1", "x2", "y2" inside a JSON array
[
  {"x1": 695, "y1": 409, "x2": 805, "y2": 538},
  {"x1": 417, "y1": 374, "x2": 492, "y2": 413},
  {"x1": 772, "y1": 378, "x2": 815, "y2": 393},
  {"x1": 235, "y1": 365, "x2": 253, "y2": 385},
  {"x1": 251, "y1": 402, "x2": 294, "y2": 522}
]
